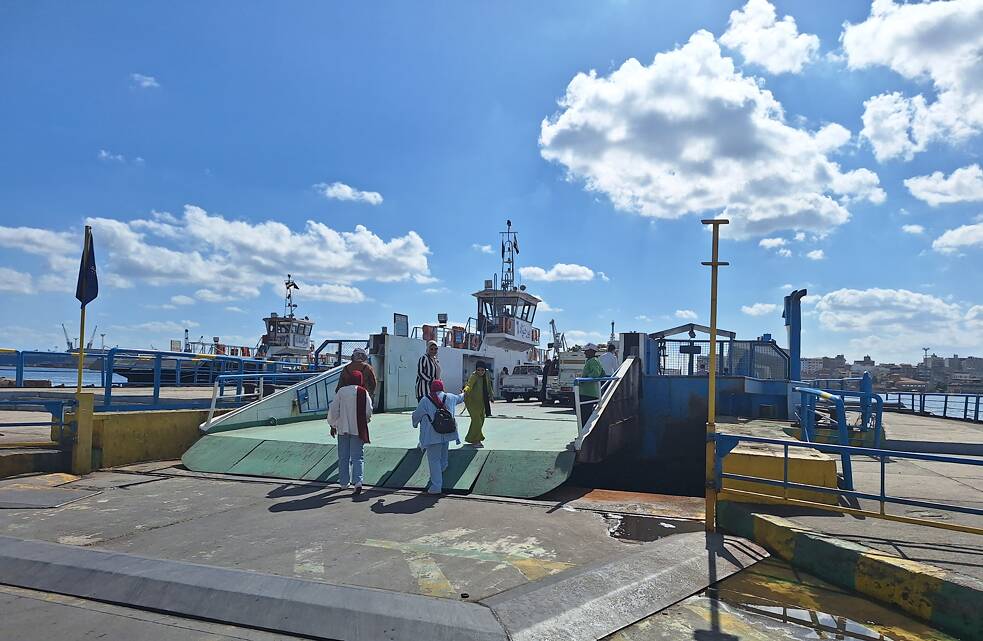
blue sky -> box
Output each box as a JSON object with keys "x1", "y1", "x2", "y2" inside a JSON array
[{"x1": 0, "y1": 0, "x2": 980, "y2": 363}]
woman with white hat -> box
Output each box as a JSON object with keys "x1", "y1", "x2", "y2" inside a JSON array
[{"x1": 416, "y1": 340, "x2": 441, "y2": 401}]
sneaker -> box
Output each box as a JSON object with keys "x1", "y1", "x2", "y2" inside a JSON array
[
  {"x1": 474, "y1": 442, "x2": 485, "y2": 448},
  {"x1": 353, "y1": 485, "x2": 362, "y2": 497},
  {"x1": 339, "y1": 483, "x2": 351, "y2": 490}
]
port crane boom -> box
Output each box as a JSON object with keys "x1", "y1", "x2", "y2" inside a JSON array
[
  {"x1": 86, "y1": 325, "x2": 98, "y2": 350},
  {"x1": 61, "y1": 323, "x2": 74, "y2": 351}
]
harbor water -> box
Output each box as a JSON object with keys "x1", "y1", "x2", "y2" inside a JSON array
[{"x1": 0, "y1": 367, "x2": 125, "y2": 387}]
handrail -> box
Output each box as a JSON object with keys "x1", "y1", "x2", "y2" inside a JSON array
[
  {"x1": 793, "y1": 386, "x2": 854, "y2": 489},
  {"x1": 713, "y1": 432, "x2": 983, "y2": 535},
  {"x1": 204, "y1": 371, "x2": 322, "y2": 429}
]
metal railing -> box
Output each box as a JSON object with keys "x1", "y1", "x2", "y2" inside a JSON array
[
  {"x1": 573, "y1": 357, "x2": 641, "y2": 462},
  {"x1": 713, "y1": 432, "x2": 983, "y2": 536},
  {"x1": 806, "y1": 376, "x2": 983, "y2": 424},
  {"x1": 653, "y1": 339, "x2": 789, "y2": 380},
  {"x1": 880, "y1": 392, "x2": 982, "y2": 423},
  {"x1": 0, "y1": 398, "x2": 76, "y2": 446},
  {"x1": 204, "y1": 372, "x2": 322, "y2": 428}
]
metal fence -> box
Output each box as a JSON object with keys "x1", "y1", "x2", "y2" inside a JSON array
[
  {"x1": 714, "y1": 432, "x2": 983, "y2": 535},
  {"x1": 881, "y1": 392, "x2": 982, "y2": 423},
  {"x1": 655, "y1": 339, "x2": 789, "y2": 380},
  {"x1": 0, "y1": 398, "x2": 75, "y2": 445},
  {"x1": 314, "y1": 340, "x2": 370, "y2": 367}
]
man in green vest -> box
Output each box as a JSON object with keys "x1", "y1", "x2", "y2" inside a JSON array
[{"x1": 580, "y1": 343, "x2": 604, "y2": 425}]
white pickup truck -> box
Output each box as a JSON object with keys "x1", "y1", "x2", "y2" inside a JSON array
[{"x1": 500, "y1": 365, "x2": 544, "y2": 402}]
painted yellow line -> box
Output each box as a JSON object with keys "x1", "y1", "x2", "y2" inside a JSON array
[{"x1": 404, "y1": 552, "x2": 456, "y2": 597}]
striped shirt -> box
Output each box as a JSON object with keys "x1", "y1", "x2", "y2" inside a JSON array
[{"x1": 416, "y1": 354, "x2": 441, "y2": 401}]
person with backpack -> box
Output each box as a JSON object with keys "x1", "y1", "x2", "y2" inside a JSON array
[
  {"x1": 328, "y1": 369, "x2": 373, "y2": 496},
  {"x1": 411, "y1": 379, "x2": 464, "y2": 495}
]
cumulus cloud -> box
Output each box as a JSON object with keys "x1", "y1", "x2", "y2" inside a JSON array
[
  {"x1": 225, "y1": 306, "x2": 245, "y2": 313},
  {"x1": 932, "y1": 222, "x2": 983, "y2": 253},
  {"x1": 538, "y1": 300, "x2": 563, "y2": 313},
  {"x1": 472, "y1": 244, "x2": 493, "y2": 254},
  {"x1": 720, "y1": 0, "x2": 820, "y2": 74},
  {"x1": 759, "y1": 237, "x2": 787, "y2": 249},
  {"x1": 901, "y1": 224, "x2": 925, "y2": 235},
  {"x1": 565, "y1": 329, "x2": 608, "y2": 345},
  {"x1": 905, "y1": 164, "x2": 983, "y2": 206},
  {"x1": 843, "y1": 0, "x2": 983, "y2": 161},
  {"x1": 520, "y1": 263, "x2": 596, "y2": 282},
  {"x1": 170, "y1": 295, "x2": 195, "y2": 306},
  {"x1": 0, "y1": 205, "x2": 432, "y2": 303},
  {"x1": 539, "y1": 30, "x2": 883, "y2": 239},
  {"x1": 314, "y1": 181, "x2": 383, "y2": 205},
  {"x1": 806, "y1": 249, "x2": 825, "y2": 260},
  {"x1": 130, "y1": 73, "x2": 159, "y2": 89},
  {"x1": 777, "y1": 248, "x2": 792, "y2": 257},
  {"x1": 675, "y1": 309, "x2": 698, "y2": 320},
  {"x1": 741, "y1": 302, "x2": 780, "y2": 316},
  {"x1": 0, "y1": 267, "x2": 34, "y2": 294}
]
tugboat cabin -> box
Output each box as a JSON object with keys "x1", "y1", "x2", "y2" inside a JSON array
[{"x1": 473, "y1": 283, "x2": 541, "y2": 351}]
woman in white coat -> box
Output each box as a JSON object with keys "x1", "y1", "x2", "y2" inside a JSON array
[{"x1": 411, "y1": 379, "x2": 464, "y2": 495}]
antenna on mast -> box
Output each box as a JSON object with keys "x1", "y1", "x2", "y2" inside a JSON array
[
  {"x1": 500, "y1": 220, "x2": 518, "y2": 291},
  {"x1": 284, "y1": 274, "x2": 299, "y2": 318},
  {"x1": 922, "y1": 347, "x2": 930, "y2": 360}
]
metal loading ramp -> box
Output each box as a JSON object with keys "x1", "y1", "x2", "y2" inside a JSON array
[{"x1": 181, "y1": 359, "x2": 642, "y2": 499}]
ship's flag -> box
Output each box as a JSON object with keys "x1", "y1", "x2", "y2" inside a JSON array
[
  {"x1": 75, "y1": 225, "x2": 98, "y2": 307},
  {"x1": 513, "y1": 237, "x2": 519, "y2": 254}
]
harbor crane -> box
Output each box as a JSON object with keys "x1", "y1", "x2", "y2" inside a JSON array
[
  {"x1": 86, "y1": 325, "x2": 98, "y2": 350},
  {"x1": 61, "y1": 323, "x2": 74, "y2": 351}
]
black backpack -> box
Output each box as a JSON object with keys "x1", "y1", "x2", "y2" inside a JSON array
[{"x1": 429, "y1": 396, "x2": 457, "y2": 434}]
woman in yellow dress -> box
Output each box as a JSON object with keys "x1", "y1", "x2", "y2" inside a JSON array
[{"x1": 463, "y1": 362, "x2": 494, "y2": 447}]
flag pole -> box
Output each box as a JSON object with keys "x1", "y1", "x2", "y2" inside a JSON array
[{"x1": 76, "y1": 305, "x2": 86, "y2": 394}]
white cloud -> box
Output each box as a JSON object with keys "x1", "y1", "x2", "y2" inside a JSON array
[
  {"x1": 0, "y1": 205, "x2": 433, "y2": 303},
  {"x1": 901, "y1": 224, "x2": 925, "y2": 235},
  {"x1": 539, "y1": 30, "x2": 883, "y2": 239},
  {"x1": 675, "y1": 309, "x2": 698, "y2": 320},
  {"x1": 905, "y1": 164, "x2": 983, "y2": 207},
  {"x1": 843, "y1": 0, "x2": 983, "y2": 161},
  {"x1": 0, "y1": 267, "x2": 34, "y2": 294},
  {"x1": 170, "y1": 294, "x2": 195, "y2": 305},
  {"x1": 741, "y1": 302, "x2": 780, "y2": 316},
  {"x1": 300, "y1": 282, "x2": 367, "y2": 303},
  {"x1": 225, "y1": 306, "x2": 245, "y2": 313},
  {"x1": 720, "y1": 0, "x2": 820, "y2": 74},
  {"x1": 932, "y1": 222, "x2": 983, "y2": 253},
  {"x1": 130, "y1": 73, "x2": 159, "y2": 89},
  {"x1": 635, "y1": 315, "x2": 655, "y2": 323},
  {"x1": 112, "y1": 320, "x2": 200, "y2": 335},
  {"x1": 472, "y1": 244, "x2": 493, "y2": 254},
  {"x1": 806, "y1": 249, "x2": 825, "y2": 260},
  {"x1": 794, "y1": 232, "x2": 806, "y2": 242},
  {"x1": 777, "y1": 248, "x2": 793, "y2": 257},
  {"x1": 759, "y1": 237, "x2": 787, "y2": 249},
  {"x1": 811, "y1": 287, "x2": 983, "y2": 360},
  {"x1": 98, "y1": 149, "x2": 126, "y2": 163},
  {"x1": 520, "y1": 263, "x2": 596, "y2": 282},
  {"x1": 314, "y1": 181, "x2": 383, "y2": 205},
  {"x1": 423, "y1": 287, "x2": 451, "y2": 295},
  {"x1": 565, "y1": 329, "x2": 608, "y2": 345},
  {"x1": 538, "y1": 300, "x2": 563, "y2": 313}
]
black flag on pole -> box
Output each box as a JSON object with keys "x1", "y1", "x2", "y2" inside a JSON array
[{"x1": 75, "y1": 225, "x2": 98, "y2": 307}]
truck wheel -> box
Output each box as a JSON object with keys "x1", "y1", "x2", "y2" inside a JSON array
[{"x1": 504, "y1": 393, "x2": 514, "y2": 402}]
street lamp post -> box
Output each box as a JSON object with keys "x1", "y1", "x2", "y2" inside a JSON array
[{"x1": 701, "y1": 218, "x2": 729, "y2": 532}]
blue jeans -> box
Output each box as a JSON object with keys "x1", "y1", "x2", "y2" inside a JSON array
[
  {"x1": 425, "y1": 442, "x2": 449, "y2": 494},
  {"x1": 337, "y1": 434, "x2": 364, "y2": 487}
]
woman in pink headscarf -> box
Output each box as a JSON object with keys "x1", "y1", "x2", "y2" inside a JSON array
[{"x1": 411, "y1": 379, "x2": 464, "y2": 494}]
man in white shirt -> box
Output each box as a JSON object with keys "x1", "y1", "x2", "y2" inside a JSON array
[{"x1": 599, "y1": 343, "x2": 620, "y2": 376}]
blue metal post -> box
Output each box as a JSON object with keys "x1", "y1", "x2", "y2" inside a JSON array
[
  {"x1": 153, "y1": 354, "x2": 162, "y2": 406},
  {"x1": 835, "y1": 396, "x2": 854, "y2": 490},
  {"x1": 175, "y1": 358, "x2": 182, "y2": 388},
  {"x1": 15, "y1": 350, "x2": 24, "y2": 387},
  {"x1": 104, "y1": 349, "x2": 116, "y2": 407},
  {"x1": 782, "y1": 289, "x2": 806, "y2": 381},
  {"x1": 860, "y1": 371, "x2": 873, "y2": 431}
]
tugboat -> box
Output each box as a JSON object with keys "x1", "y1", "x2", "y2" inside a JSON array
[{"x1": 255, "y1": 275, "x2": 315, "y2": 363}]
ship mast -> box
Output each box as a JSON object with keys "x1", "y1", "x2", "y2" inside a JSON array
[
  {"x1": 500, "y1": 219, "x2": 518, "y2": 292},
  {"x1": 284, "y1": 274, "x2": 299, "y2": 318}
]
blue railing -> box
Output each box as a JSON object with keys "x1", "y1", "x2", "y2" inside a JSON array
[
  {"x1": 793, "y1": 387, "x2": 854, "y2": 490},
  {"x1": 806, "y1": 374, "x2": 982, "y2": 424},
  {"x1": 713, "y1": 432, "x2": 983, "y2": 534},
  {"x1": 0, "y1": 398, "x2": 76, "y2": 445}
]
